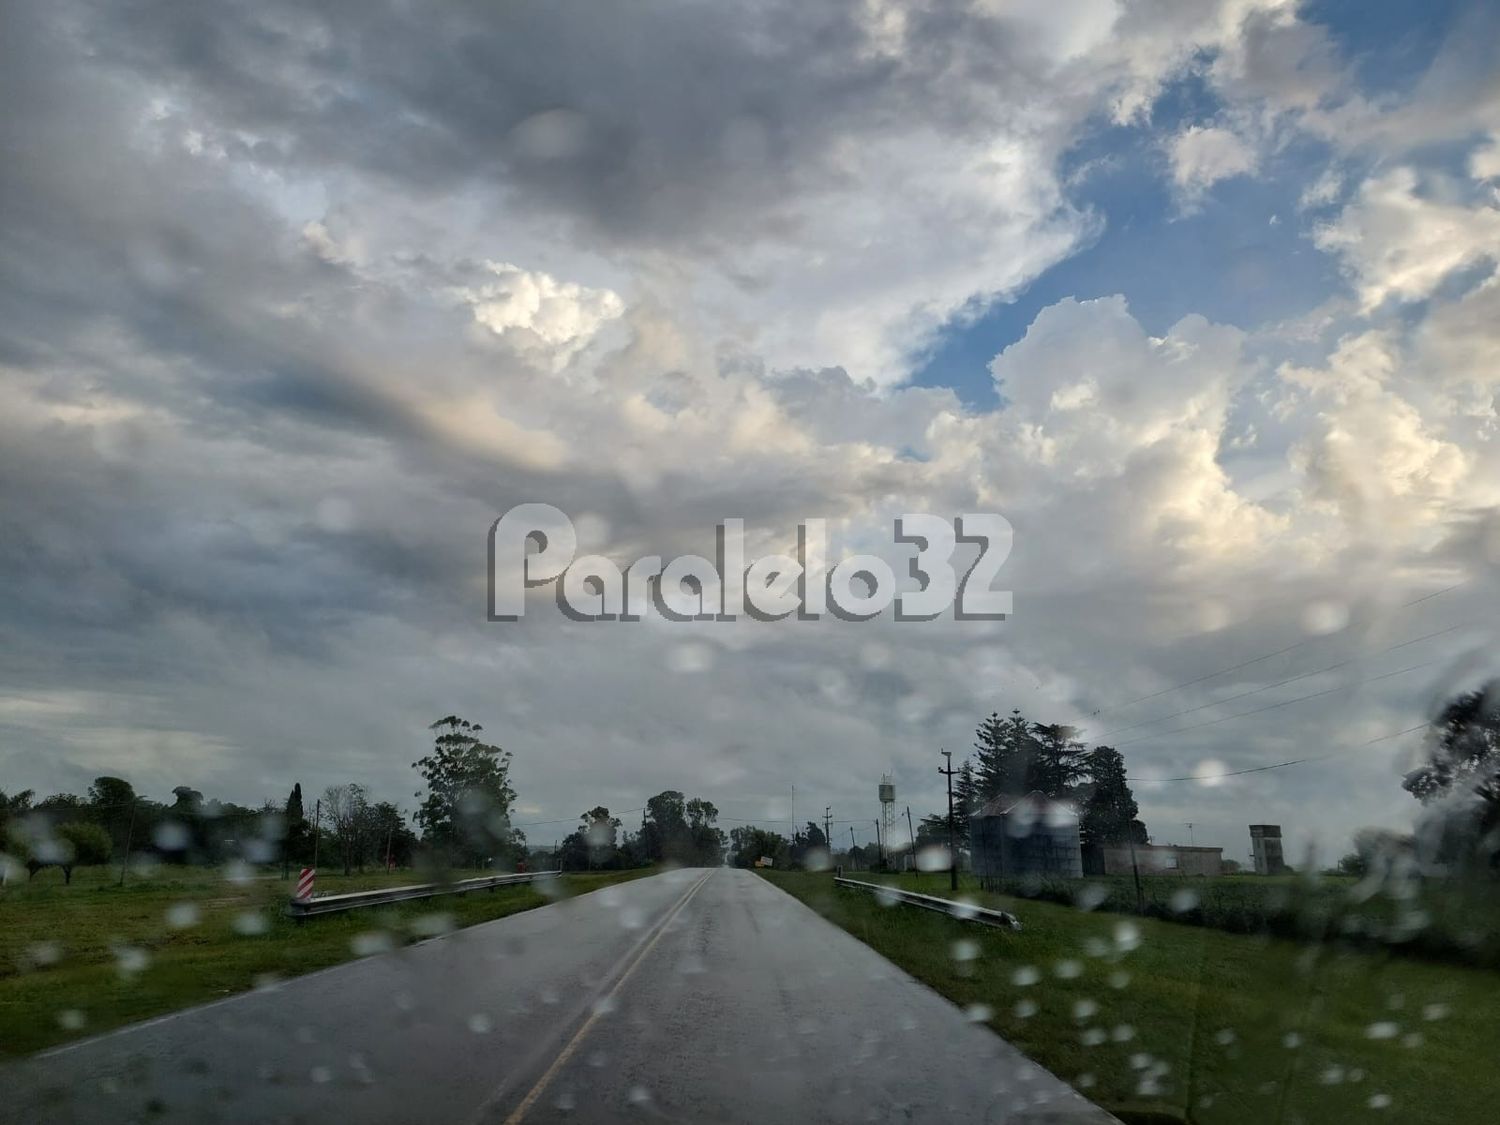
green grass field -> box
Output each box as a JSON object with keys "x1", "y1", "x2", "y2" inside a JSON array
[
  {"x1": 0, "y1": 862, "x2": 653, "y2": 1056},
  {"x1": 762, "y1": 870, "x2": 1499, "y2": 1125}
]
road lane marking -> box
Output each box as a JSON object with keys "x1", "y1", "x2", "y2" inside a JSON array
[{"x1": 500, "y1": 869, "x2": 713, "y2": 1125}]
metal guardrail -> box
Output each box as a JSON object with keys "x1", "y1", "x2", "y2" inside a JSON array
[
  {"x1": 834, "y1": 877, "x2": 1022, "y2": 930},
  {"x1": 286, "y1": 870, "x2": 561, "y2": 918}
]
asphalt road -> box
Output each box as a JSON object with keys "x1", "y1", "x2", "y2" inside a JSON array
[{"x1": 3, "y1": 868, "x2": 1115, "y2": 1124}]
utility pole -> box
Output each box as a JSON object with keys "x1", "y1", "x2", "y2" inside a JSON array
[
  {"x1": 905, "y1": 806, "x2": 916, "y2": 876},
  {"x1": 117, "y1": 799, "x2": 137, "y2": 887},
  {"x1": 824, "y1": 807, "x2": 831, "y2": 850},
  {"x1": 939, "y1": 750, "x2": 958, "y2": 892},
  {"x1": 311, "y1": 798, "x2": 322, "y2": 873},
  {"x1": 1185, "y1": 822, "x2": 1195, "y2": 847},
  {"x1": 850, "y1": 826, "x2": 857, "y2": 870},
  {"x1": 790, "y1": 784, "x2": 795, "y2": 840},
  {"x1": 1128, "y1": 831, "x2": 1144, "y2": 912},
  {"x1": 874, "y1": 819, "x2": 883, "y2": 870}
]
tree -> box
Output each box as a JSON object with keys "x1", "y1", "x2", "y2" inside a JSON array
[
  {"x1": 88, "y1": 776, "x2": 138, "y2": 852},
  {"x1": 1404, "y1": 688, "x2": 1499, "y2": 803},
  {"x1": 26, "y1": 821, "x2": 113, "y2": 882},
  {"x1": 57, "y1": 821, "x2": 112, "y2": 865},
  {"x1": 641, "y1": 790, "x2": 688, "y2": 862},
  {"x1": 413, "y1": 716, "x2": 521, "y2": 867},
  {"x1": 369, "y1": 802, "x2": 418, "y2": 869},
  {"x1": 1402, "y1": 686, "x2": 1500, "y2": 871},
  {"x1": 323, "y1": 783, "x2": 373, "y2": 875},
  {"x1": 282, "y1": 781, "x2": 314, "y2": 865},
  {"x1": 729, "y1": 825, "x2": 788, "y2": 868},
  {"x1": 0, "y1": 788, "x2": 34, "y2": 844},
  {"x1": 1077, "y1": 746, "x2": 1144, "y2": 850},
  {"x1": 973, "y1": 711, "x2": 1032, "y2": 800},
  {"x1": 582, "y1": 806, "x2": 623, "y2": 867},
  {"x1": 1028, "y1": 723, "x2": 1089, "y2": 798},
  {"x1": 789, "y1": 821, "x2": 828, "y2": 868}
]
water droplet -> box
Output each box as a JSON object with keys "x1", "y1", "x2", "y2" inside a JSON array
[
  {"x1": 152, "y1": 822, "x2": 190, "y2": 851},
  {"x1": 1368, "y1": 1094, "x2": 1392, "y2": 1110},
  {"x1": 1108, "y1": 970, "x2": 1131, "y2": 990},
  {"x1": 1080, "y1": 1028, "x2": 1107, "y2": 1047},
  {"x1": 666, "y1": 643, "x2": 714, "y2": 674},
  {"x1": 114, "y1": 946, "x2": 149, "y2": 977},
  {"x1": 1076, "y1": 1072, "x2": 1096, "y2": 1088},
  {"x1": 1421, "y1": 1003, "x2": 1449, "y2": 1021},
  {"x1": 1113, "y1": 921, "x2": 1141, "y2": 951},
  {"x1": 410, "y1": 912, "x2": 454, "y2": 937},
  {"x1": 1012, "y1": 966, "x2": 1040, "y2": 987},
  {"x1": 1214, "y1": 1029, "x2": 1236, "y2": 1046},
  {"x1": 57, "y1": 1009, "x2": 86, "y2": 1031},
  {"x1": 1013, "y1": 998, "x2": 1038, "y2": 1019},
  {"x1": 1302, "y1": 599, "x2": 1349, "y2": 635},
  {"x1": 1319, "y1": 1065, "x2": 1345, "y2": 1085},
  {"x1": 310, "y1": 1066, "x2": 333, "y2": 1084},
  {"x1": 554, "y1": 1089, "x2": 576, "y2": 1111},
  {"x1": 1400, "y1": 1032, "x2": 1424, "y2": 1049},
  {"x1": 619, "y1": 906, "x2": 645, "y2": 930},
  {"x1": 951, "y1": 939, "x2": 980, "y2": 963},
  {"x1": 1075, "y1": 884, "x2": 1107, "y2": 911},
  {"x1": 964, "y1": 1003, "x2": 993, "y2": 1023},
  {"x1": 1072, "y1": 999, "x2": 1098, "y2": 1021},
  {"x1": 593, "y1": 995, "x2": 618, "y2": 1018},
  {"x1": 915, "y1": 846, "x2": 950, "y2": 873},
  {"x1": 351, "y1": 932, "x2": 395, "y2": 957},
  {"x1": 468, "y1": 1013, "x2": 493, "y2": 1034},
  {"x1": 233, "y1": 912, "x2": 269, "y2": 936},
  {"x1": 627, "y1": 1086, "x2": 651, "y2": 1106},
  {"x1": 165, "y1": 903, "x2": 200, "y2": 929},
  {"x1": 1169, "y1": 889, "x2": 1199, "y2": 913},
  {"x1": 1112, "y1": 1024, "x2": 1136, "y2": 1043},
  {"x1": 1365, "y1": 1021, "x2": 1398, "y2": 1040},
  {"x1": 1283, "y1": 1032, "x2": 1302, "y2": 1049},
  {"x1": 26, "y1": 941, "x2": 62, "y2": 968},
  {"x1": 1054, "y1": 959, "x2": 1082, "y2": 979}
]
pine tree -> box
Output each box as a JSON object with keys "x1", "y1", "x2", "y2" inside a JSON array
[
  {"x1": 1078, "y1": 746, "x2": 1143, "y2": 848},
  {"x1": 973, "y1": 710, "x2": 1038, "y2": 799},
  {"x1": 1027, "y1": 723, "x2": 1088, "y2": 799},
  {"x1": 285, "y1": 782, "x2": 305, "y2": 824}
]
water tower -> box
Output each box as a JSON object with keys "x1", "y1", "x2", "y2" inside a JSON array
[{"x1": 879, "y1": 774, "x2": 896, "y2": 866}]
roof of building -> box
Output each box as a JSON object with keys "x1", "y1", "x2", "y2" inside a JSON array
[{"x1": 970, "y1": 790, "x2": 1079, "y2": 820}]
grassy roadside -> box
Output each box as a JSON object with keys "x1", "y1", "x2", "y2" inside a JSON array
[
  {"x1": 760, "y1": 870, "x2": 1498, "y2": 1125},
  {"x1": 1, "y1": 864, "x2": 656, "y2": 1056}
]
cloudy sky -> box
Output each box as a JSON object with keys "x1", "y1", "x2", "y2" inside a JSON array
[{"x1": 3, "y1": 0, "x2": 1499, "y2": 863}]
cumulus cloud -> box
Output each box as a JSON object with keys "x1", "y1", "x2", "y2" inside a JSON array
[
  {"x1": 1315, "y1": 168, "x2": 1500, "y2": 311},
  {"x1": 1168, "y1": 125, "x2": 1258, "y2": 200},
  {"x1": 452, "y1": 262, "x2": 624, "y2": 372}
]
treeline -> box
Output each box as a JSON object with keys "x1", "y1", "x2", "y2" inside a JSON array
[
  {"x1": 917, "y1": 708, "x2": 1147, "y2": 858},
  {"x1": 553, "y1": 792, "x2": 725, "y2": 870},
  {"x1": 0, "y1": 715, "x2": 525, "y2": 881}
]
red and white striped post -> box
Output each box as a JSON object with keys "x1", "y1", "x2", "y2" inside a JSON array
[{"x1": 295, "y1": 867, "x2": 316, "y2": 901}]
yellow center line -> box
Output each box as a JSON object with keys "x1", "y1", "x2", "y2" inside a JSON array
[{"x1": 502, "y1": 870, "x2": 713, "y2": 1125}]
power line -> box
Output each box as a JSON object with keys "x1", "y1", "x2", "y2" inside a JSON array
[
  {"x1": 1126, "y1": 722, "x2": 1428, "y2": 784},
  {"x1": 1093, "y1": 621, "x2": 1468, "y2": 741},
  {"x1": 1084, "y1": 578, "x2": 1470, "y2": 721},
  {"x1": 1114, "y1": 655, "x2": 1445, "y2": 747}
]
